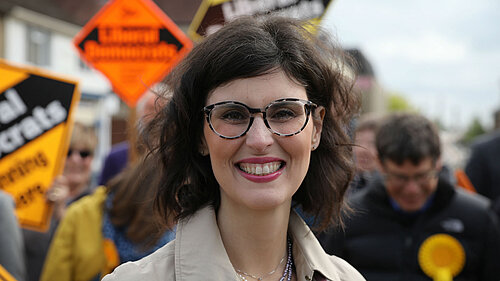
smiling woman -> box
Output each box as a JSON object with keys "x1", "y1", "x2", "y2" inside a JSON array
[{"x1": 103, "y1": 15, "x2": 364, "y2": 281}]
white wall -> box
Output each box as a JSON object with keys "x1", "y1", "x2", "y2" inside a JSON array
[
  {"x1": 3, "y1": 7, "x2": 111, "y2": 96},
  {"x1": 4, "y1": 17, "x2": 26, "y2": 64},
  {"x1": 2, "y1": 6, "x2": 118, "y2": 175}
]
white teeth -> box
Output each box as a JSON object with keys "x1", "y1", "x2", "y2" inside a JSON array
[
  {"x1": 239, "y1": 161, "x2": 282, "y2": 176},
  {"x1": 263, "y1": 165, "x2": 270, "y2": 174},
  {"x1": 256, "y1": 166, "x2": 262, "y2": 174}
]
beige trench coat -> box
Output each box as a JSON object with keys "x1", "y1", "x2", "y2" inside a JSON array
[{"x1": 103, "y1": 206, "x2": 365, "y2": 281}]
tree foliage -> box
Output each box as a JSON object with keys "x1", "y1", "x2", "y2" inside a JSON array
[
  {"x1": 387, "y1": 92, "x2": 417, "y2": 113},
  {"x1": 461, "y1": 117, "x2": 486, "y2": 144}
]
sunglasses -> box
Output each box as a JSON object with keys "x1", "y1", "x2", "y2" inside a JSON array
[{"x1": 67, "y1": 149, "x2": 92, "y2": 159}]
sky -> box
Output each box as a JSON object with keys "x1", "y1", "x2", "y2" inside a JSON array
[{"x1": 321, "y1": 0, "x2": 500, "y2": 130}]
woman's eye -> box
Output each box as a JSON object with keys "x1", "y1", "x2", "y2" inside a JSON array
[
  {"x1": 220, "y1": 110, "x2": 248, "y2": 122},
  {"x1": 269, "y1": 109, "x2": 297, "y2": 121}
]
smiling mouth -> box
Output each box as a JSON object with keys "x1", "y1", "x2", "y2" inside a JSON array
[{"x1": 237, "y1": 161, "x2": 284, "y2": 176}]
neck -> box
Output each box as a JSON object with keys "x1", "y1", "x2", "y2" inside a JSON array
[
  {"x1": 68, "y1": 182, "x2": 88, "y2": 200},
  {"x1": 217, "y1": 199, "x2": 291, "y2": 279}
]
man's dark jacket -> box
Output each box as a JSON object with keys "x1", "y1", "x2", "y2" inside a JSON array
[
  {"x1": 319, "y1": 177, "x2": 500, "y2": 281},
  {"x1": 465, "y1": 131, "x2": 500, "y2": 202}
]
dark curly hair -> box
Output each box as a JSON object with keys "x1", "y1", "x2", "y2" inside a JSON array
[{"x1": 144, "y1": 15, "x2": 359, "y2": 231}]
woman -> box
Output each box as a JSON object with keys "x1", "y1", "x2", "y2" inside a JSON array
[
  {"x1": 40, "y1": 156, "x2": 175, "y2": 281},
  {"x1": 23, "y1": 121, "x2": 97, "y2": 281},
  {"x1": 48, "y1": 122, "x2": 98, "y2": 218},
  {"x1": 104, "y1": 16, "x2": 364, "y2": 281}
]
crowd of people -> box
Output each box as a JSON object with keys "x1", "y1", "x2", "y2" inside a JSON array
[{"x1": 1, "y1": 14, "x2": 499, "y2": 281}]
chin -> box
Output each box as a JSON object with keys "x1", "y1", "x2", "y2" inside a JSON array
[
  {"x1": 241, "y1": 194, "x2": 290, "y2": 211},
  {"x1": 400, "y1": 203, "x2": 425, "y2": 213}
]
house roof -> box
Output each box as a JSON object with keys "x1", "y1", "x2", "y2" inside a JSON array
[{"x1": 0, "y1": 0, "x2": 202, "y2": 26}]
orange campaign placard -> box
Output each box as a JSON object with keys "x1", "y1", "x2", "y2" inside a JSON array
[
  {"x1": 0, "y1": 59, "x2": 80, "y2": 232},
  {"x1": 188, "y1": 0, "x2": 333, "y2": 41},
  {"x1": 73, "y1": 0, "x2": 193, "y2": 107}
]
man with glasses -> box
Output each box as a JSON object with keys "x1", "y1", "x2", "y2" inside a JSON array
[{"x1": 319, "y1": 113, "x2": 500, "y2": 281}]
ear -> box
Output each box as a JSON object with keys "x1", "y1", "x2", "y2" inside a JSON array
[
  {"x1": 311, "y1": 106, "x2": 325, "y2": 151},
  {"x1": 199, "y1": 136, "x2": 209, "y2": 156}
]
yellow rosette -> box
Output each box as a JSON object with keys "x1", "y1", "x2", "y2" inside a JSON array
[{"x1": 418, "y1": 234, "x2": 465, "y2": 281}]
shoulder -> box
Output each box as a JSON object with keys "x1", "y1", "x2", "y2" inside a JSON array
[
  {"x1": 349, "y1": 186, "x2": 370, "y2": 204},
  {"x1": 0, "y1": 191, "x2": 18, "y2": 229},
  {"x1": 103, "y1": 240, "x2": 175, "y2": 281},
  {"x1": 69, "y1": 186, "x2": 107, "y2": 208},
  {"x1": 446, "y1": 189, "x2": 499, "y2": 229},
  {"x1": 54, "y1": 188, "x2": 107, "y2": 238},
  {"x1": 325, "y1": 255, "x2": 366, "y2": 281},
  {"x1": 470, "y1": 131, "x2": 500, "y2": 151},
  {"x1": 0, "y1": 191, "x2": 14, "y2": 211},
  {"x1": 347, "y1": 180, "x2": 384, "y2": 212},
  {"x1": 64, "y1": 187, "x2": 107, "y2": 218},
  {"x1": 453, "y1": 188, "x2": 490, "y2": 211}
]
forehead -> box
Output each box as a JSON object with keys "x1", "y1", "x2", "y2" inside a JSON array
[
  {"x1": 206, "y1": 70, "x2": 307, "y2": 106},
  {"x1": 384, "y1": 157, "x2": 435, "y2": 174}
]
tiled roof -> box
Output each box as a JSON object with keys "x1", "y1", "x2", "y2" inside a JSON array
[{"x1": 1, "y1": 0, "x2": 202, "y2": 26}]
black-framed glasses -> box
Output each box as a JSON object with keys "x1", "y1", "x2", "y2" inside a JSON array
[
  {"x1": 383, "y1": 170, "x2": 439, "y2": 186},
  {"x1": 203, "y1": 98, "x2": 317, "y2": 139},
  {"x1": 67, "y1": 149, "x2": 92, "y2": 159}
]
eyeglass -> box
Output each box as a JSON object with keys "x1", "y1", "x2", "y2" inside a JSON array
[
  {"x1": 203, "y1": 98, "x2": 317, "y2": 139},
  {"x1": 383, "y1": 170, "x2": 438, "y2": 186},
  {"x1": 67, "y1": 149, "x2": 92, "y2": 159}
]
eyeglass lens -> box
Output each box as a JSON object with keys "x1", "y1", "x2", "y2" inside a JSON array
[{"x1": 208, "y1": 101, "x2": 309, "y2": 138}]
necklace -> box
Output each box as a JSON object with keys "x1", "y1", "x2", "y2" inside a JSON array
[{"x1": 236, "y1": 238, "x2": 293, "y2": 281}]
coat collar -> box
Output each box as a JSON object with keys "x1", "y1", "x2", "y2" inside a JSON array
[
  {"x1": 289, "y1": 209, "x2": 348, "y2": 281},
  {"x1": 174, "y1": 205, "x2": 236, "y2": 280},
  {"x1": 174, "y1": 205, "x2": 343, "y2": 281}
]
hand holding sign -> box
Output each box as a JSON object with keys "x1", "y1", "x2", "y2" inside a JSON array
[{"x1": 46, "y1": 175, "x2": 70, "y2": 220}]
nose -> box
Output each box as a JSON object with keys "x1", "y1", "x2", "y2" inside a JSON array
[
  {"x1": 67, "y1": 152, "x2": 80, "y2": 161},
  {"x1": 67, "y1": 150, "x2": 85, "y2": 161},
  {"x1": 403, "y1": 179, "x2": 420, "y2": 194},
  {"x1": 245, "y1": 116, "x2": 274, "y2": 152}
]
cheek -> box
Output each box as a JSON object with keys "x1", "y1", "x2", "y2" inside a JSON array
[
  {"x1": 64, "y1": 159, "x2": 79, "y2": 171},
  {"x1": 83, "y1": 159, "x2": 93, "y2": 170},
  {"x1": 204, "y1": 126, "x2": 235, "y2": 170},
  {"x1": 424, "y1": 180, "x2": 438, "y2": 194},
  {"x1": 282, "y1": 134, "x2": 312, "y2": 172},
  {"x1": 385, "y1": 184, "x2": 401, "y2": 198},
  {"x1": 385, "y1": 185, "x2": 395, "y2": 196}
]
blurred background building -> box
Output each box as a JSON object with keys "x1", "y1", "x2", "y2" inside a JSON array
[
  {"x1": 7, "y1": 0, "x2": 487, "y2": 175},
  {"x1": 0, "y1": 0, "x2": 202, "y2": 172}
]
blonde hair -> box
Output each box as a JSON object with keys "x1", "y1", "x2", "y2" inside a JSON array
[{"x1": 70, "y1": 122, "x2": 97, "y2": 152}]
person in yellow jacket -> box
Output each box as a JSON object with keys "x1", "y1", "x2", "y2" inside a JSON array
[{"x1": 41, "y1": 157, "x2": 175, "y2": 281}]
